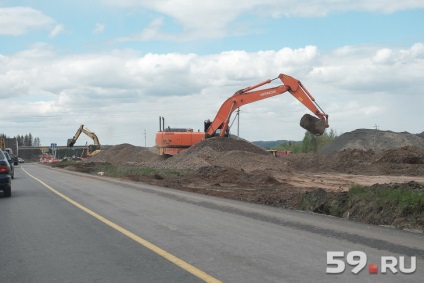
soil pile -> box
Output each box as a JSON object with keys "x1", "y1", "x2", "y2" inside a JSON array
[
  {"x1": 156, "y1": 137, "x2": 289, "y2": 173},
  {"x1": 376, "y1": 146, "x2": 424, "y2": 164},
  {"x1": 283, "y1": 146, "x2": 424, "y2": 176},
  {"x1": 88, "y1": 143, "x2": 161, "y2": 164},
  {"x1": 319, "y1": 129, "x2": 424, "y2": 154}
]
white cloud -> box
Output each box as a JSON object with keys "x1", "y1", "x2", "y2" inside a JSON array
[
  {"x1": 118, "y1": 18, "x2": 177, "y2": 42},
  {"x1": 101, "y1": 0, "x2": 424, "y2": 40},
  {"x1": 49, "y1": 24, "x2": 64, "y2": 38},
  {"x1": 372, "y1": 48, "x2": 393, "y2": 64},
  {"x1": 0, "y1": 6, "x2": 55, "y2": 36},
  {"x1": 0, "y1": 43, "x2": 423, "y2": 146},
  {"x1": 93, "y1": 23, "x2": 105, "y2": 34}
]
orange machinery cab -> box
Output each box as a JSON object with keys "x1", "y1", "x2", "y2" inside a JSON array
[{"x1": 155, "y1": 128, "x2": 206, "y2": 155}]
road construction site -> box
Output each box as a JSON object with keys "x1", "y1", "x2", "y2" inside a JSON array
[
  {"x1": 44, "y1": 74, "x2": 423, "y2": 232},
  {"x1": 54, "y1": 128, "x2": 424, "y2": 232}
]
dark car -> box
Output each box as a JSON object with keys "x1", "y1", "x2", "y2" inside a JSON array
[
  {"x1": 11, "y1": 153, "x2": 18, "y2": 165},
  {"x1": 4, "y1": 148, "x2": 18, "y2": 165},
  {"x1": 0, "y1": 151, "x2": 12, "y2": 197},
  {"x1": 12, "y1": 156, "x2": 19, "y2": 165},
  {"x1": 3, "y1": 151, "x2": 14, "y2": 179}
]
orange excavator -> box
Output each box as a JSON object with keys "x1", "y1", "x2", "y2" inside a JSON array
[{"x1": 155, "y1": 74, "x2": 329, "y2": 155}]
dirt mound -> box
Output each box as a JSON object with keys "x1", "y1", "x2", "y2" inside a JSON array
[
  {"x1": 88, "y1": 143, "x2": 160, "y2": 164},
  {"x1": 282, "y1": 149, "x2": 375, "y2": 172},
  {"x1": 376, "y1": 146, "x2": 424, "y2": 164},
  {"x1": 320, "y1": 129, "x2": 424, "y2": 154},
  {"x1": 282, "y1": 146, "x2": 424, "y2": 176},
  {"x1": 188, "y1": 137, "x2": 268, "y2": 154},
  {"x1": 157, "y1": 137, "x2": 289, "y2": 173}
]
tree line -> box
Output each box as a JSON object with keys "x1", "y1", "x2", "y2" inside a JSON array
[
  {"x1": 0, "y1": 133, "x2": 41, "y2": 147},
  {"x1": 273, "y1": 129, "x2": 338, "y2": 153}
]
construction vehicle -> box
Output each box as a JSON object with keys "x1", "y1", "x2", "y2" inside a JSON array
[
  {"x1": 0, "y1": 138, "x2": 6, "y2": 151},
  {"x1": 0, "y1": 138, "x2": 18, "y2": 165},
  {"x1": 156, "y1": 73, "x2": 329, "y2": 155},
  {"x1": 67, "y1": 125, "x2": 101, "y2": 156}
]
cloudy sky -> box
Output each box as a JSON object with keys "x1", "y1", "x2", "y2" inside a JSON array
[{"x1": 1, "y1": 0, "x2": 423, "y2": 147}]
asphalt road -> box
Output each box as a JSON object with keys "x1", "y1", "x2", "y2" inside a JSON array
[{"x1": 1, "y1": 164, "x2": 423, "y2": 283}]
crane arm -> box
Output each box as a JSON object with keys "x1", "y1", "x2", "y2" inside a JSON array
[{"x1": 206, "y1": 74, "x2": 329, "y2": 137}]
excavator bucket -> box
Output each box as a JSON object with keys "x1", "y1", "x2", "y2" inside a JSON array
[
  {"x1": 67, "y1": 138, "x2": 75, "y2": 147},
  {"x1": 300, "y1": 114, "x2": 327, "y2": 136}
]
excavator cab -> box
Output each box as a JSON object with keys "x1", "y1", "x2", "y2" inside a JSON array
[
  {"x1": 204, "y1": 120, "x2": 229, "y2": 138},
  {"x1": 300, "y1": 114, "x2": 327, "y2": 136}
]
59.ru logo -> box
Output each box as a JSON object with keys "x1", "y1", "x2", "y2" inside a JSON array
[{"x1": 326, "y1": 251, "x2": 416, "y2": 274}]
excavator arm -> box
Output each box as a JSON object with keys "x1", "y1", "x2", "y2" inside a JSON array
[
  {"x1": 81, "y1": 127, "x2": 100, "y2": 145},
  {"x1": 67, "y1": 125, "x2": 84, "y2": 147},
  {"x1": 206, "y1": 74, "x2": 329, "y2": 137}
]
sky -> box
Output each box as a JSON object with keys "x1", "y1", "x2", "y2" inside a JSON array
[{"x1": 1, "y1": 0, "x2": 423, "y2": 147}]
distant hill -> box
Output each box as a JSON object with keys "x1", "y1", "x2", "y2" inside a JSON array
[{"x1": 252, "y1": 140, "x2": 294, "y2": 149}]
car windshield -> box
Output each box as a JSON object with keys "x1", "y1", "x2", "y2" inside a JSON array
[{"x1": 0, "y1": 150, "x2": 5, "y2": 160}]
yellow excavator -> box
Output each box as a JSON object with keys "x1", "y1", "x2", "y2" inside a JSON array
[
  {"x1": 67, "y1": 125, "x2": 101, "y2": 156},
  {"x1": 0, "y1": 138, "x2": 6, "y2": 151}
]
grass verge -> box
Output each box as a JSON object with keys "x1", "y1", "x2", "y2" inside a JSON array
[{"x1": 296, "y1": 182, "x2": 424, "y2": 232}]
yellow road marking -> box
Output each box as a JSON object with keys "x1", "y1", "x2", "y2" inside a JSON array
[{"x1": 22, "y1": 166, "x2": 221, "y2": 283}]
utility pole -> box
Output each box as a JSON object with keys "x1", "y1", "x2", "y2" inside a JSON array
[
  {"x1": 374, "y1": 124, "x2": 379, "y2": 130},
  {"x1": 237, "y1": 108, "x2": 240, "y2": 139},
  {"x1": 144, "y1": 129, "x2": 147, "y2": 147}
]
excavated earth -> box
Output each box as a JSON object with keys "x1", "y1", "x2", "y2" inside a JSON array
[{"x1": 60, "y1": 129, "x2": 424, "y2": 232}]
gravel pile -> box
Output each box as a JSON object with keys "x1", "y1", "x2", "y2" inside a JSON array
[
  {"x1": 282, "y1": 146, "x2": 424, "y2": 176},
  {"x1": 319, "y1": 129, "x2": 424, "y2": 154},
  {"x1": 88, "y1": 143, "x2": 160, "y2": 164},
  {"x1": 156, "y1": 137, "x2": 289, "y2": 172}
]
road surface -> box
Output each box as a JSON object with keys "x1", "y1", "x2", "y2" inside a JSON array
[{"x1": 1, "y1": 163, "x2": 423, "y2": 282}]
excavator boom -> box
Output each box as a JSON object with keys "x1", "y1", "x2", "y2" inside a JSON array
[{"x1": 206, "y1": 74, "x2": 328, "y2": 137}]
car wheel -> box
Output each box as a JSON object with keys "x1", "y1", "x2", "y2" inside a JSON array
[{"x1": 4, "y1": 185, "x2": 11, "y2": 197}]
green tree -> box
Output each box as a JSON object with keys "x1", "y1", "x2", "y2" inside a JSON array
[
  {"x1": 33, "y1": 137, "x2": 41, "y2": 146},
  {"x1": 273, "y1": 129, "x2": 338, "y2": 154}
]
